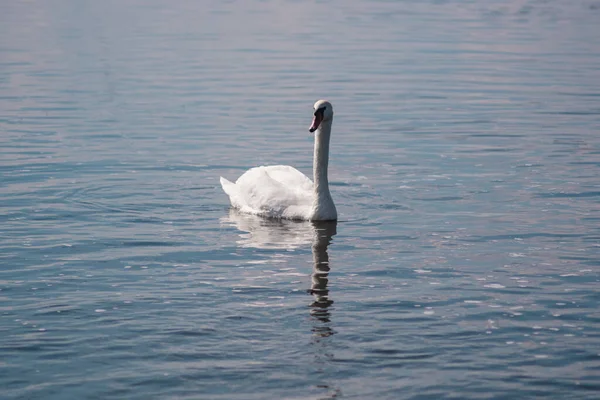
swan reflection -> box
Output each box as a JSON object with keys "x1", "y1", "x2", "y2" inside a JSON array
[
  {"x1": 308, "y1": 220, "x2": 337, "y2": 337},
  {"x1": 222, "y1": 210, "x2": 337, "y2": 336},
  {"x1": 221, "y1": 209, "x2": 315, "y2": 250}
]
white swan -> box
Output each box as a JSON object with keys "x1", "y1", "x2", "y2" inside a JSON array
[{"x1": 220, "y1": 100, "x2": 337, "y2": 221}]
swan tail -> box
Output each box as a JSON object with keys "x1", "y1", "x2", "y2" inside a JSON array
[{"x1": 220, "y1": 177, "x2": 236, "y2": 198}]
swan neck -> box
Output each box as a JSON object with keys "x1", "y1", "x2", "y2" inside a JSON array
[{"x1": 313, "y1": 119, "x2": 332, "y2": 197}]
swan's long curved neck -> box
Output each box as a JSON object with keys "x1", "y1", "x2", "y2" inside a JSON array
[{"x1": 313, "y1": 119, "x2": 333, "y2": 199}]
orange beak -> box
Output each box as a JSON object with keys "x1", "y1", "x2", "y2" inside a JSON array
[{"x1": 309, "y1": 113, "x2": 323, "y2": 133}]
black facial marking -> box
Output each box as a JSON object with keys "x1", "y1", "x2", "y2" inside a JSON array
[{"x1": 314, "y1": 106, "x2": 326, "y2": 116}]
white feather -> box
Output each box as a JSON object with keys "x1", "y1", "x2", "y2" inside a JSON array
[{"x1": 220, "y1": 100, "x2": 337, "y2": 221}]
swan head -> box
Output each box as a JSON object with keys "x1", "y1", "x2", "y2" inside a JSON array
[{"x1": 309, "y1": 100, "x2": 334, "y2": 133}]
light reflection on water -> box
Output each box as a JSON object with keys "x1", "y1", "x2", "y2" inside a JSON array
[{"x1": 1, "y1": 0, "x2": 600, "y2": 399}]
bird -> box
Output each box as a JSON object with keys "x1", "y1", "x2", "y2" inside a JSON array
[{"x1": 220, "y1": 100, "x2": 337, "y2": 221}]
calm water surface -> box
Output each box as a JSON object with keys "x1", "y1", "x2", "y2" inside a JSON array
[{"x1": 1, "y1": 0, "x2": 600, "y2": 399}]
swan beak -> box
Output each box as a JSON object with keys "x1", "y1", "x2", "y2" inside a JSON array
[{"x1": 309, "y1": 114, "x2": 323, "y2": 133}]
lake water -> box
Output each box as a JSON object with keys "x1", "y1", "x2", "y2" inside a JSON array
[{"x1": 2, "y1": 0, "x2": 600, "y2": 398}]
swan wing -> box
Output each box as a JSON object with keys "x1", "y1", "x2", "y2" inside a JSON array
[
  {"x1": 259, "y1": 165, "x2": 314, "y2": 193},
  {"x1": 220, "y1": 165, "x2": 314, "y2": 219}
]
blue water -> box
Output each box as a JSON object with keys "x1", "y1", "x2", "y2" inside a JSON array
[{"x1": 2, "y1": 0, "x2": 600, "y2": 398}]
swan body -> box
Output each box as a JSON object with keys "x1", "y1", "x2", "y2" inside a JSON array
[{"x1": 220, "y1": 100, "x2": 337, "y2": 221}]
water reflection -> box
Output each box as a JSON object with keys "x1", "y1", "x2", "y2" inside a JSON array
[
  {"x1": 222, "y1": 211, "x2": 337, "y2": 337},
  {"x1": 309, "y1": 221, "x2": 337, "y2": 338},
  {"x1": 221, "y1": 209, "x2": 315, "y2": 250},
  {"x1": 308, "y1": 222, "x2": 339, "y2": 399}
]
